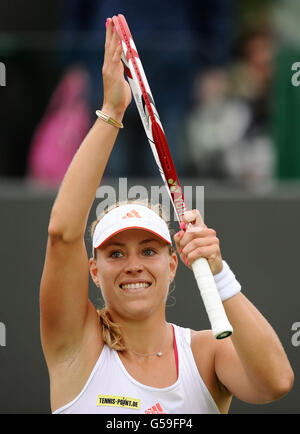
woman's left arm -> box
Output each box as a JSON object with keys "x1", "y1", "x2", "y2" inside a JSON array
[
  {"x1": 215, "y1": 292, "x2": 294, "y2": 403},
  {"x1": 175, "y1": 210, "x2": 294, "y2": 404}
]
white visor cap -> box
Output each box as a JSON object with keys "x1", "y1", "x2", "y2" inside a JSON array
[{"x1": 93, "y1": 204, "x2": 172, "y2": 251}]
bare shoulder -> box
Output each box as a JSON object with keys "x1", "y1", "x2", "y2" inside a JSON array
[
  {"x1": 190, "y1": 328, "x2": 233, "y2": 379},
  {"x1": 190, "y1": 329, "x2": 218, "y2": 368},
  {"x1": 191, "y1": 327, "x2": 220, "y2": 351},
  {"x1": 190, "y1": 329, "x2": 232, "y2": 355},
  {"x1": 190, "y1": 328, "x2": 215, "y2": 344}
]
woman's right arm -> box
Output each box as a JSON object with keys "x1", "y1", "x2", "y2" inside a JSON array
[{"x1": 40, "y1": 18, "x2": 131, "y2": 361}]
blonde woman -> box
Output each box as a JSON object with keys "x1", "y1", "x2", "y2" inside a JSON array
[{"x1": 40, "y1": 18, "x2": 294, "y2": 414}]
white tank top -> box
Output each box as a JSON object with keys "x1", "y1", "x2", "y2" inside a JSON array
[{"x1": 53, "y1": 323, "x2": 220, "y2": 414}]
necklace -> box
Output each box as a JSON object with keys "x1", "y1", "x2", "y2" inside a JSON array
[{"x1": 126, "y1": 324, "x2": 169, "y2": 358}]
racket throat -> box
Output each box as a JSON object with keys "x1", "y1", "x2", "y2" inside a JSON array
[{"x1": 151, "y1": 121, "x2": 187, "y2": 221}]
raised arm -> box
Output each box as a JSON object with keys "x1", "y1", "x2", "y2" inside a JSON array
[
  {"x1": 40, "y1": 18, "x2": 131, "y2": 361},
  {"x1": 49, "y1": 20, "x2": 131, "y2": 242},
  {"x1": 175, "y1": 210, "x2": 294, "y2": 405}
]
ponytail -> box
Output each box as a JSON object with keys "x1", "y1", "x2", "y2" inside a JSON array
[{"x1": 97, "y1": 308, "x2": 126, "y2": 351}]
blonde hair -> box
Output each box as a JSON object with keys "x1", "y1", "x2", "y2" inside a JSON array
[{"x1": 90, "y1": 199, "x2": 176, "y2": 351}]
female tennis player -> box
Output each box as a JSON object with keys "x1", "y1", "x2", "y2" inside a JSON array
[{"x1": 40, "y1": 18, "x2": 294, "y2": 414}]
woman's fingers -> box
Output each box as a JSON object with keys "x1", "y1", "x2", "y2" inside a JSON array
[
  {"x1": 105, "y1": 18, "x2": 113, "y2": 51},
  {"x1": 104, "y1": 18, "x2": 122, "y2": 65},
  {"x1": 112, "y1": 42, "x2": 123, "y2": 64},
  {"x1": 182, "y1": 237, "x2": 219, "y2": 262},
  {"x1": 101, "y1": 16, "x2": 132, "y2": 113},
  {"x1": 175, "y1": 233, "x2": 219, "y2": 260},
  {"x1": 174, "y1": 229, "x2": 184, "y2": 253},
  {"x1": 175, "y1": 226, "x2": 216, "y2": 250},
  {"x1": 104, "y1": 18, "x2": 118, "y2": 57},
  {"x1": 182, "y1": 209, "x2": 204, "y2": 230},
  {"x1": 174, "y1": 221, "x2": 222, "y2": 273}
]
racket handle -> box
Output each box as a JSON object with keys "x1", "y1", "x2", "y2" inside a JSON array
[{"x1": 191, "y1": 257, "x2": 233, "y2": 339}]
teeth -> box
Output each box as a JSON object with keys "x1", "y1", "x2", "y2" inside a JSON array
[{"x1": 121, "y1": 282, "x2": 150, "y2": 290}]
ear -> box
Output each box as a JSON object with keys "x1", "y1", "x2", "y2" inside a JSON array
[
  {"x1": 89, "y1": 256, "x2": 100, "y2": 287},
  {"x1": 169, "y1": 251, "x2": 178, "y2": 282}
]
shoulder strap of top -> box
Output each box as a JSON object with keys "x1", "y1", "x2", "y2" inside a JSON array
[
  {"x1": 185, "y1": 327, "x2": 191, "y2": 345},
  {"x1": 171, "y1": 323, "x2": 191, "y2": 346}
]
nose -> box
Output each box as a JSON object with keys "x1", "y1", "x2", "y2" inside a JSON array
[
  {"x1": 124, "y1": 263, "x2": 144, "y2": 273},
  {"x1": 124, "y1": 256, "x2": 144, "y2": 274}
]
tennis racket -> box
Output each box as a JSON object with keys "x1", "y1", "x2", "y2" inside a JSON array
[{"x1": 112, "y1": 14, "x2": 233, "y2": 339}]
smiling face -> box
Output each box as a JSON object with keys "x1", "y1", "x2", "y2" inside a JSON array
[{"x1": 89, "y1": 229, "x2": 177, "y2": 322}]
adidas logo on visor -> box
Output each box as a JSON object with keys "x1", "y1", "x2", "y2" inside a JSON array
[{"x1": 121, "y1": 209, "x2": 142, "y2": 219}]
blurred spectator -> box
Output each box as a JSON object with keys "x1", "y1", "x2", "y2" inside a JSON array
[
  {"x1": 229, "y1": 28, "x2": 273, "y2": 136},
  {"x1": 185, "y1": 68, "x2": 252, "y2": 178},
  {"x1": 185, "y1": 26, "x2": 275, "y2": 189},
  {"x1": 27, "y1": 66, "x2": 91, "y2": 188}
]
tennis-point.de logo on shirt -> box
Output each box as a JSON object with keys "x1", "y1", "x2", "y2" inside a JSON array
[
  {"x1": 121, "y1": 209, "x2": 142, "y2": 219},
  {"x1": 97, "y1": 395, "x2": 140, "y2": 409},
  {"x1": 96, "y1": 395, "x2": 166, "y2": 413}
]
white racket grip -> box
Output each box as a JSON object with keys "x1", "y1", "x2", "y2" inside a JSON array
[{"x1": 192, "y1": 257, "x2": 233, "y2": 339}]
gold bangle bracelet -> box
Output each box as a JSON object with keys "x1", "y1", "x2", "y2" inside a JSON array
[{"x1": 95, "y1": 110, "x2": 124, "y2": 129}]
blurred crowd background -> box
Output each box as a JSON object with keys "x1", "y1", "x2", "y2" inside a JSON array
[{"x1": 1, "y1": 0, "x2": 300, "y2": 191}]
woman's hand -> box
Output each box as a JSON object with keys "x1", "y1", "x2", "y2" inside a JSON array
[
  {"x1": 101, "y1": 17, "x2": 132, "y2": 119},
  {"x1": 174, "y1": 210, "x2": 223, "y2": 275}
]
